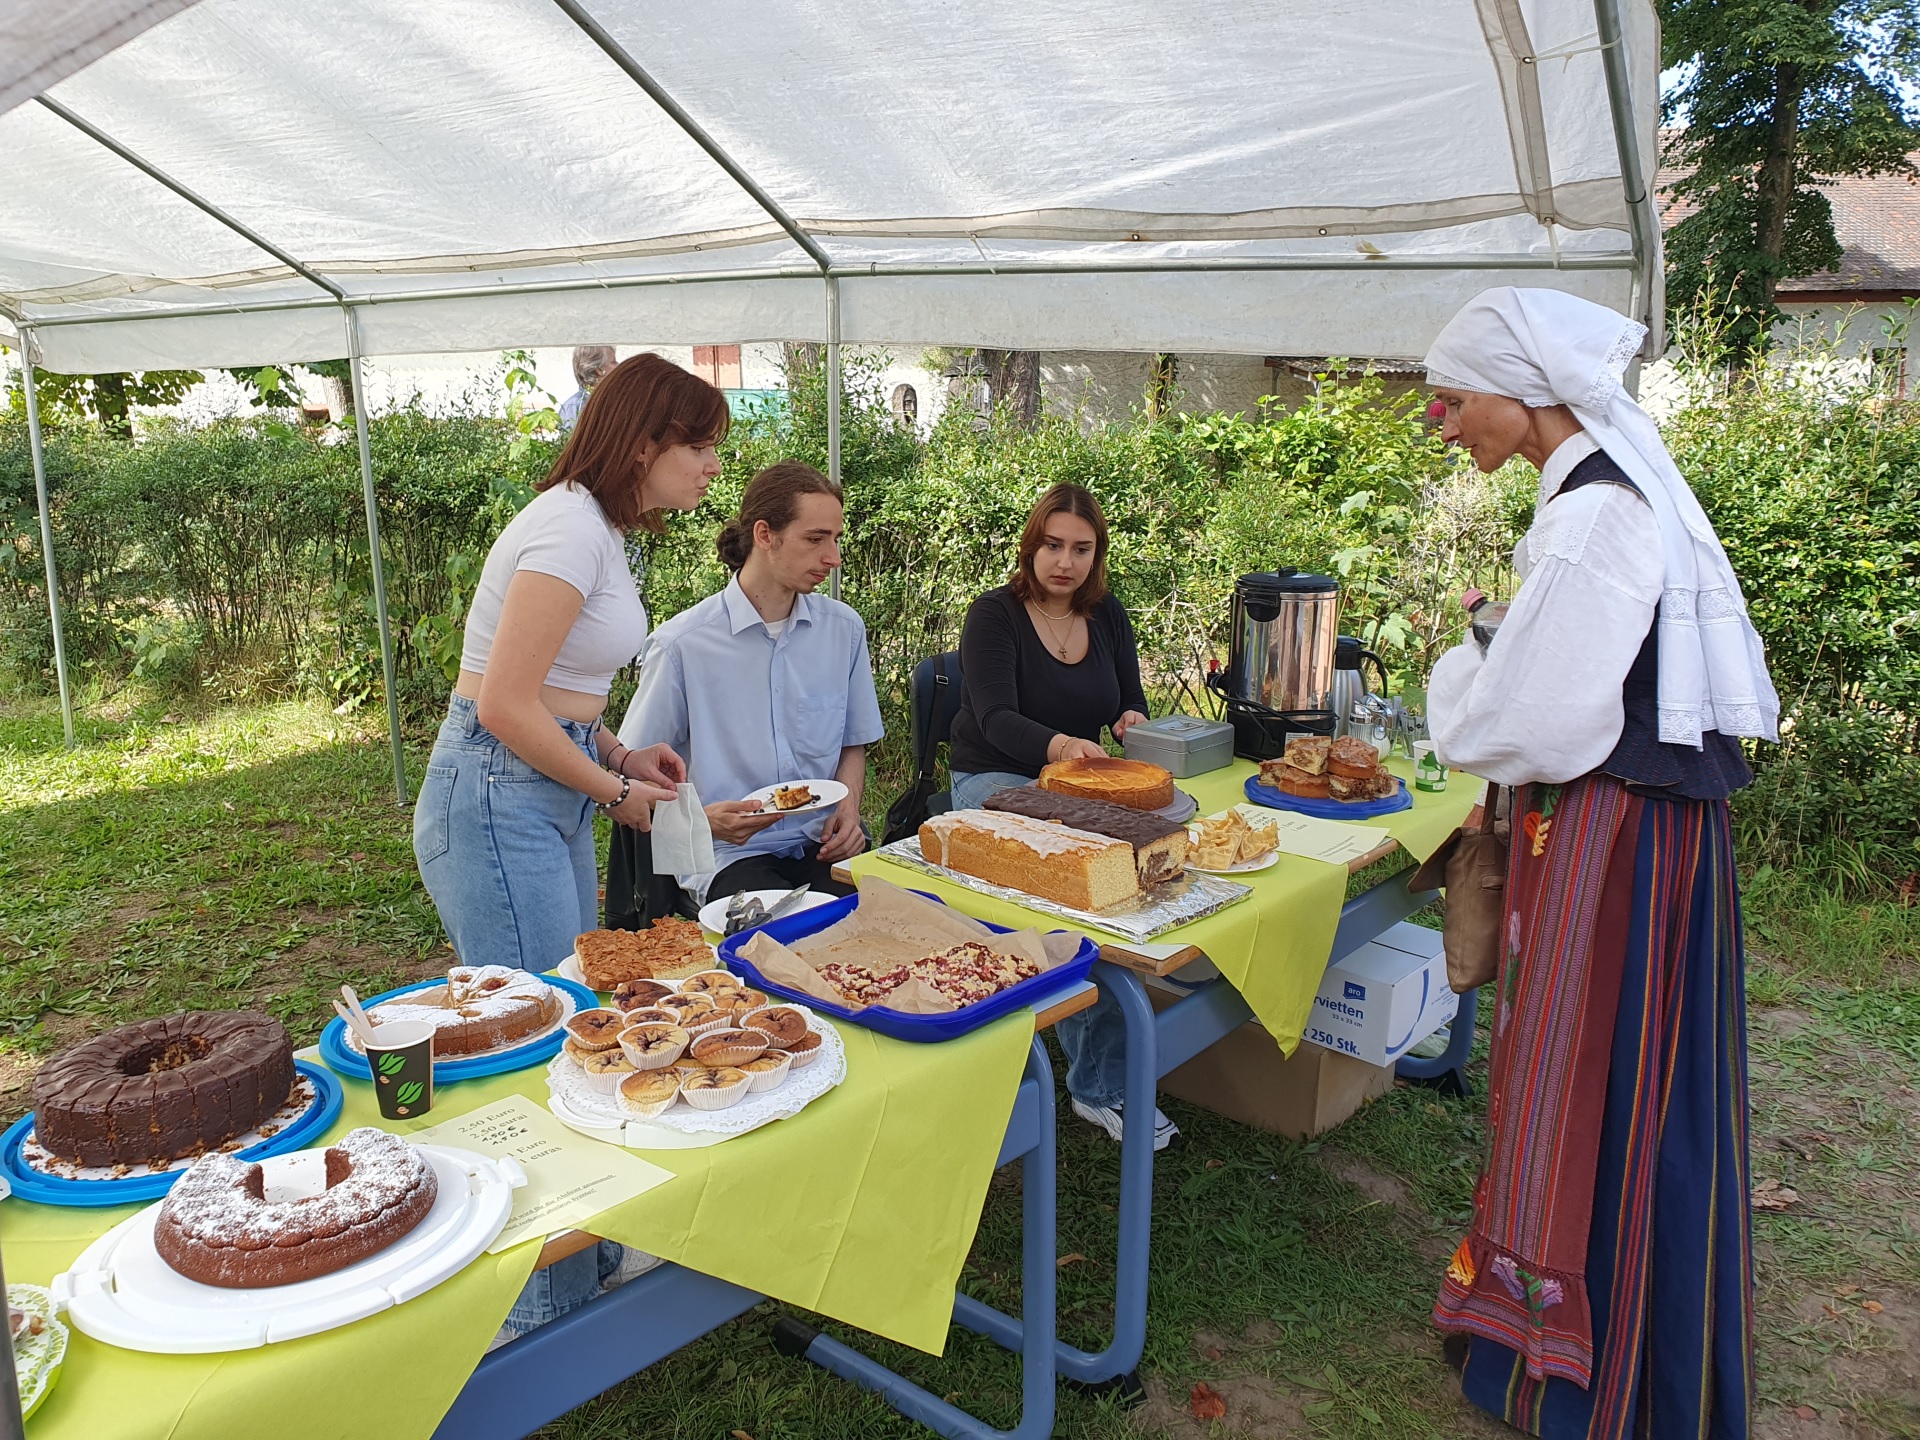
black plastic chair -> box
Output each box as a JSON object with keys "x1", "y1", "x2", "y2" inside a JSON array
[
  {"x1": 909, "y1": 650, "x2": 965, "y2": 815},
  {"x1": 881, "y1": 650, "x2": 964, "y2": 841}
]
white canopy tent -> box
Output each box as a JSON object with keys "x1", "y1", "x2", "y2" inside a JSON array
[{"x1": 0, "y1": 0, "x2": 1663, "y2": 802}]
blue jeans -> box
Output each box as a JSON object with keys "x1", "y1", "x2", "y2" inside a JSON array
[
  {"x1": 948, "y1": 769, "x2": 1034, "y2": 811},
  {"x1": 1055, "y1": 985, "x2": 1129, "y2": 1109},
  {"x1": 503, "y1": 1239, "x2": 625, "y2": 1337},
  {"x1": 413, "y1": 693, "x2": 600, "y2": 972},
  {"x1": 951, "y1": 768, "x2": 1128, "y2": 1107}
]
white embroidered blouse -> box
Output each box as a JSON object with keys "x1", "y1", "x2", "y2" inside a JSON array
[{"x1": 1426, "y1": 432, "x2": 1664, "y2": 787}]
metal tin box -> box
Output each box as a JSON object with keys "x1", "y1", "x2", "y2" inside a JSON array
[{"x1": 1122, "y1": 715, "x2": 1236, "y2": 777}]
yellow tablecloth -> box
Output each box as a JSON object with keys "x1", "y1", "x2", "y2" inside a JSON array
[
  {"x1": 852, "y1": 757, "x2": 1477, "y2": 1056},
  {"x1": 2, "y1": 1007, "x2": 1035, "y2": 1440}
]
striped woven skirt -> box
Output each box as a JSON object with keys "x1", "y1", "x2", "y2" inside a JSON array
[{"x1": 1436, "y1": 775, "x2": 1752, "y2": 1439}]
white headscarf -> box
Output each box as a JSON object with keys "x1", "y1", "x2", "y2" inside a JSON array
[{"x1": 1425, "y1": 287, "x2": 1779, "y2": 748}]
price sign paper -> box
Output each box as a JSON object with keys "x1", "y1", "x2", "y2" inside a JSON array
[{"x1": 410, "y1": 1093, "x2": 674, "y2": 1252}]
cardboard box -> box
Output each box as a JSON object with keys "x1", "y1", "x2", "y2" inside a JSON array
[
  {"x1": 1303, "y1": 922, "x2": 1457, "y2": 1068},
  {"x1": 1148, "y1": 984, "x2": 1395, "y2": 1140}
]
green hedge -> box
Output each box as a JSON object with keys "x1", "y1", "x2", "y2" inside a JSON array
[{"x1": 3, "y1": 345, "x2": 1914, "y2": 889}]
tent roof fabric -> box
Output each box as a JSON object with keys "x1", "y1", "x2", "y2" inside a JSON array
[{"x1": 0, "y1": 0, "x2": 1662, "y2": 372}]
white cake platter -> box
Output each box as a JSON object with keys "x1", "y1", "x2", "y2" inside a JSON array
[
  {"x1": 52, "y1": 1143, "x2": 524, "y2": 1354},
  {"x1": 546, "y1": 1009, "x2": 846, "y2": 1150}
]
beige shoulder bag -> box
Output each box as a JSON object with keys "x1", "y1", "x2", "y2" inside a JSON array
[{"x1": 1407, "y1": 784, "x2": 1507, "y2": 994}]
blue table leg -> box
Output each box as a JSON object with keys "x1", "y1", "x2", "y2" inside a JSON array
[
  {"x1": 1393, "y1": 983, "x2": 1477, "y2": 1095},
  {"x1": 950, "y1": 961, "x2": 1155, "y2": 1392},
  {"x1": 782, "y1": 1035, "x2": 1059, "y2": 1440}
]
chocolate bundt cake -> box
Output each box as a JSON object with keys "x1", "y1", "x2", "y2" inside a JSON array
[
  {"x1": 30, "y1": 1011, "x2": 295, "y2": 1168},
  {"x1": 154, "y1": 1128, "x2": 439, "y2": 1288}
]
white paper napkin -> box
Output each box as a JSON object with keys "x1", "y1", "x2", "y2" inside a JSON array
[{"x1": 651, "y1": 782, "x2": 715, "y2": 875}]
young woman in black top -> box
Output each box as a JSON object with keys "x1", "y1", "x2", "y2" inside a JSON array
[
  {"x1": 948, "y1": 483, "x2": 1176, "y2": 1151},
  {"x1": 948, "y1": 483, "x2": 1148, "y2": 806}
]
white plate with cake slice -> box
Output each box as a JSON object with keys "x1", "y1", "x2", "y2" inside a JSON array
[
  {"x1": 53, "y1": 1143, "x2": 523, "y2": 1353},
  {"x1": 737, "y1": 778, "x2": 848, "y2": 816}
]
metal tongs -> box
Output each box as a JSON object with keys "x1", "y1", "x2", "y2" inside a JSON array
[{"x1": 722, "y1": 884, "x2": 812, "y2": 937}]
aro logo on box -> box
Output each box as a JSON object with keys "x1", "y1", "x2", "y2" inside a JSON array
[{"x1": 1343, "y1": 981, "x2": 1367, "y2": 1001}]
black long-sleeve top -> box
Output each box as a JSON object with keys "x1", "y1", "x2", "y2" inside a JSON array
[{"x1": 948, "y1": 586, "x2": 1149, "y2": 777}]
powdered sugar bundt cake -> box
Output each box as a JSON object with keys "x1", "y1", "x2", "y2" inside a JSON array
[
  {"x1": 154, "y1": 1127, "x2": 438, "y2": 1288},
  {"x1": 367, "y1": 965, "x2": 560, "y2": 1056}
]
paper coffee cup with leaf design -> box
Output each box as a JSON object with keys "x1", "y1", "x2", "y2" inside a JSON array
[{"x1": 364, "y1": 1018, "x2": 434, "y2": 1120}]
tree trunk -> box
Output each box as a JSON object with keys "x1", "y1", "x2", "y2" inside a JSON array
[
  {"x1": 1146, "y1": 353, "x2": 1178, "y2": 419},
  {"x1": 322, "y1": 369, "x2": 356, "y2": 419},
  {"x1": 979, "y1": 349, "x2": 1041, "y2": 429},
  {"x1": 93, "y1": 373, "x2": 132, "y2": 439},
  {"x1": 782, "y1": 342, "x2": 824, "y2": 380},
  {"x1": 1754, "y1": 61, "x2": 1804, "y2": 312}
]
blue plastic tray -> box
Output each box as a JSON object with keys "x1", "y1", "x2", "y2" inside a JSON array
[
  {"x1": 319, "y1": 972, "x2": 599, "y2": 1082},
  {"x1": 716, "y1": 891, "x2": 1098, "y2": 1043},
  {"x1": 1243, "y1": 772, "x2": 1413, "y2": 821},
  {"x1": 0, "y1": 1058, "x2": 343, "y2": 1208}
]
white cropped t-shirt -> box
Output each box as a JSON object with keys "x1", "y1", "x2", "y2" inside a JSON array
[{"x1": 459, "y1": 483, "x2": 647, "y2": 696}]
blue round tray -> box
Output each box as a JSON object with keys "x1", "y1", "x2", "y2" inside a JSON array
[
  {"x1": 0, "y1": 1057, "x2": 343, "y2": 1209},
  {"x1": 1243, "y1": 773, "x2": 1414, "y2": 820},
  {"x1": 318, "y1": 972, "x2": 598, "y2": 1082}
]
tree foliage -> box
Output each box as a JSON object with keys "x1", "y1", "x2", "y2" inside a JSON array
[{"x1": 1661, "y1": 0, "x2": 1920, "y2": 353}]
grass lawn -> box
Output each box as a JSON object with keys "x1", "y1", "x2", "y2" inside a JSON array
[{"x1": 4, "y1": 698, "x2": 1917, "y2": 1438}]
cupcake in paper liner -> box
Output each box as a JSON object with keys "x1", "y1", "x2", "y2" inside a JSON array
[
  {"x1": 617, "y1": 1070, "x2": 681, "y2": 1118},
  {"x1": 581, "y1": 1048, "x2": 635, "y2": 1094},
  {"x1": 679, "y1": 1066, "x2": 751, "y2": 1111},
  {"x1": 689, "y1": 1027, "x2": 767, "y2": 1068},
  {"x1": 740, "y1": 1005, "x2": 809, "y2": 1049},
  {"x1": 619, "y1": 1022, "x2": 689, "y2": 1070},
  {"x1": 681, "y1": 1010, "x2": 735, "y2": 1039},
  {"x1": 657, "y1": 994, "x2": 719, "y2": 1029},
  {"x1": 679, "y1": 969, "x2": 743, "y2": 996},
  {"x1": 738, "y1": 1051, "x2": 793, "y2": 1093},
  {"x1": 784, "y1": 1030, "x2": 825, "y2": 1070}
]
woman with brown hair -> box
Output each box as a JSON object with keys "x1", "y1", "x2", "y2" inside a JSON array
[
  {"x1": 948, "y1": 482, "x2": 1169, "y2": 1148},
  {"x1": 412, "y1": 352, "x2": 727, "y2": 975},
  {"x1": 948, "y1": 482, "x2": 1149, "y2": 806}
]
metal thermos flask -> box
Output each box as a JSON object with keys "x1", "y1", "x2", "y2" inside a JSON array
[
  {"x1": 1225, "y1": 571, "x2": 1340, "y2": 712},
  {"x1": 1329, "y1": 635, "x2": 1388, "y2": 739}
]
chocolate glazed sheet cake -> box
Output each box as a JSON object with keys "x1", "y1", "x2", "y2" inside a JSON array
[{"x1": 982, "y1": 786, "x2": 1190, "y2": 884}]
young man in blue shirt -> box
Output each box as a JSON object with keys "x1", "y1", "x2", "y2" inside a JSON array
[{"x1": 617, "y1": 461, "x2": 883, "y2": 906}]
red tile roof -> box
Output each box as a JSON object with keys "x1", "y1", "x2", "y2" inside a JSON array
[{"x1": 1657, "y1": 131, "x2": 1920, "y2": 295}]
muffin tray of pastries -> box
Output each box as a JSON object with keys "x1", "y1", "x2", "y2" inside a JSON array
[
  {"x1": 319, "y1": 965, "x2": 598, "y2": 1082},
  {"x1": 1246, "y1": 736, "x2": 1413, "y2": 819},
  {"x1": 546, "y1": 969, "x2": 844, "y2": 1145}
]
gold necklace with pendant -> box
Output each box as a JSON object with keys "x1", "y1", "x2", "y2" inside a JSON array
[{"x1": 1033, "y1": 604, "x2": 1075, "y2": 659}]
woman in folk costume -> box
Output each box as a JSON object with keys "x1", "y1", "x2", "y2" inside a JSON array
[{"x1": 1423, "y1": 288, "x2": 1776, "y2": 1439}]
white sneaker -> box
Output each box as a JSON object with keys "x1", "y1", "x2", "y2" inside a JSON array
[
  {"x1": 1071, "y1": 1098, "x2": 1177, "y2": 1151},
  {"x1": 602, "y1": 1245, "x2": 664, "y2": 1292}
]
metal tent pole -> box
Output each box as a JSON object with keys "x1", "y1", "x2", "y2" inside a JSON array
[
  {"x1": 825, "y1": 276, "x2": 843, "y2": 601},
  {"x1": 19, "y1": 330, "x2": 76, "y2": 747},
  {"x1": 344, "y1": 312, "x2": 407, "y2": 806},
  {"x1": 0, "y1": 1120, "x2": 23, "y2": 1440},
  {"x1": 1592, "y1": 0, "x2": 1661, "y2": 349}
]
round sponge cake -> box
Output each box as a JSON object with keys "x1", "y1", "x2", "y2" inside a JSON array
[{"x1": 1037, "y1": 756, "x2": 1175, "y2": 811}]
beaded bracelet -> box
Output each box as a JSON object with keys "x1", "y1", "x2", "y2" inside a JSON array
[{"x1": 598, "y1": 774, "x2": 632, "y2": 812}]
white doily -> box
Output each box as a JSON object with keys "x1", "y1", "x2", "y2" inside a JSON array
[{"x1": 546, "y1": 1007, "x2": 845, "y2": 1142}]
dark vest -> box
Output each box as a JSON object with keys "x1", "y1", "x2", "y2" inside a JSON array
[{"x1": 1556, "y1": 450, "x2": 1753, "y2": 801}]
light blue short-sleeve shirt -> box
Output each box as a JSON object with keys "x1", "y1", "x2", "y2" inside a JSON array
[{"x1": 617, "y1": 576, "x2": 884, "y2": 897}]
